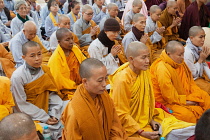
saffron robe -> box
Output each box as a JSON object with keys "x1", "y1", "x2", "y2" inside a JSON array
[
  {"x1": 0, "y1": 44, "x2": 15, "y2": 78},
  {"x1": 0, "y1": 76, "x2": 15, "y2": 121},
  {"x1": 48, "y1": 44, "x2": 86, "y2": 100},
  {"x1": 179, "y1": 1, "x2": 210, "y2": 40},
  {"x1": 177, "y1": 0, "x2": 191, "y2": 17},
  {"x1": 62, "y1": 84, "x2": 140, "y2": 140},
  {"x1": 150, "y1": 50, "x2": 210, "y2": 123}
]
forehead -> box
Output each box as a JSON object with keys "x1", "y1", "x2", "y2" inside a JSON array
[
  {"x1": 19, "y1": 4, "x2": 27, "y2": 7},
  {"x1": 61, "y1": 32, "x2": 72, "y2": 39},
  {"x1": 174, "y1": 45, "x2": 184, "y2": 53},
  {"x1": 26, "y1": 46, "x2": 41, "y2": 54},
  {"x1": 137, "y1": 48, "x2": 149, "y2": 56},
  {"x1": 85, "y1": 9, "x2": 93, "y2": 13},
  {"x1": 137, "y1": 16, "x2": 146, "y2": 22},
  {"x1": 89, "y1": 66, "x2": 107, "y2": 78},
  {"x1": 153, "y1": 8, "x2": 161, "y2": 13},
  {"x1": 61, "y1": 17, "x2": 70, "y2": 22}
]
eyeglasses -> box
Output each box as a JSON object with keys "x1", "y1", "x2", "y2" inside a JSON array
[{"x1": 85, "y1": 12, "x2": 93, "y2": 16}]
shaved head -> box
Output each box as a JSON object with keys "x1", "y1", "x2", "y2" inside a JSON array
[
  {"x1": 79, "y1": 58, "x2": 105, "y2": 79},
  {"x1": 189, "y1": 26, "x2": 204, "y2": 37},
  {"x1": 132, "y1": 0, "x2": 142, "y2": 6},
  {"x1": 23, "y1": 21, "x2": 37, "y2": 31},
  {"x1": 22, "y1": 41, "x2": 40, "y2": 55},
  {"x1": 82, "y1": 4, "x2": 92, "y2": 13},
  {"x1": 150, "y1": 5, "x2": 161, "y2": 13},
  {"x1": 107, "y1": 3, "x2": 118, "y2": 10},
  {"x1": 167, "y1": 0, "x2": 177, "y2": 8},
  {"x1": 0, "y1": 113, "x2": 37, "y2": 140},
  {"x1": 133, "y1": 13, "x2": 145, "y2": 22},
  {"x1": 126, "y1": 41, "x2": 148, "y2": 58},
  {"x1": 58, "y1": 14, "x2": 70, "y2": 23},
  {"x1": 56, "y1": 28, "x2": 71, "y2": 41},
  {"x1": 165, "y1": 41, "x2": 183, "y2": 54}
]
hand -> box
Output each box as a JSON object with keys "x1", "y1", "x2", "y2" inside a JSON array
[
  {"x1": 156, "y1": 26, "x2": 165, "y2": 34},
  {"x1": 171, "y1": 17, "x2": 180, "y2": 28},
  {"x1": 198, "y1": 46, "x2": 210, "y2": 63},
  {"x1": 1, "y1": 42, "x2": 9, "y2": 47},
  {"x1": 90, "y1": 26, "x2": 98, "y2": 36},
  {"x1": 111, "y1": 45, "x2": 122, "y2": 57},
  {"x1": 4, "y1": 21, "x2": 11, "y2": 26},
  {"x1": 140, "y1": 131, "x2": 160, "y2": 140},
  {"x1": 140, "y1": 34, "x2": 149, "y2": 44},
  {"x1": 150, "y1": 120, "x2": 160, "y2": 131},
  {"x1": 46, "y1": 117, "x2": 58, "y2": 125},
  {"x1": 186, "y1": 101, "x2": 199, "y2": 106},
  {"x1": 102, "y1": 6, "x2": 106, "y2": 13}
]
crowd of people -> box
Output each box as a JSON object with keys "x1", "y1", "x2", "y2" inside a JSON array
[{"x1": 1, "y1": 0, "x2": 210, "y2": 139}]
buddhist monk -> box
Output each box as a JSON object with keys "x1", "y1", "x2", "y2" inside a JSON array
[
  {"x1": 0, "y1": 44, "x2": 15, "y2": 78},
  {"x1": 145, "y1": 5, "x2": 166, "y2": 62},
  {"x1": 0, "y1": 113, "x2": 39, "y2": 140},
  {"x1": 0, "y1": 76, "x2": 15, "y2": 121},
  {"x1": 150, "y1": 41, "x2": 210, "y2": 123},
  {"x1": 61, "y1": 58, "x2": 142, "y2": 140},
  {"x1": 92, "y1": 0, "x2": 107, "y2": 24},
  {"x1": 9, "y1": 21, "x2": 51, "y2": 67},
  {"x1": 48, "y1": 28, "x2": 86, "y2": 100},
  {"x1": 11, "y1": 41, "x2": 66, "y2": 139},
  {"x1": 179, "y1": 0, "x2": 210, "y2": 40},
  {"x1": 184, "y1": 26, "x2": 210, "y2": 94},
  {"x1": 159, "y1": 1, "x2": 184, "y2": 44},
  {"x1": 176, "y1": 0, "x2": 192, "y2": 18}
]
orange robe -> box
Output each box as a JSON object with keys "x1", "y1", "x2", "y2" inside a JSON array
[
  {"x1": 0, "y1": 76, "x2": 15, "y2": 121},
  {"x1": 0, "y1": 44, "x2": 15, "y2": 78},
  {"x1": 48, "y1": 45, "x2": 86, "y2": 100},
  {"x1": 150, "y1": 50, "x2": 210, "y2": 123},
  {"x1": 177, "y1": 0, "x2": 192, "y2": 18}
]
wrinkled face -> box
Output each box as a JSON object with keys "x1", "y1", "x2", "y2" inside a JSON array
[
  {"x1": 59, "y1": 18, "x2": 70, "y2": 29},
  {"x1": 105, "y1": 30, "x2": 119, "y2": 41},
  {"x1": 0, "y1": 0, "x2": 5, "y2": 9},
  {"x1": 95, "y1": 0, "x2": 103, "y2": 7},
  {"x1": 132, "y1": 4, "x2": 142, "y2": 13},
  {"x1": 50, "y1": 1, "x2": 59, "y2": 13},
  {"x1": 109, "y1": 6, "x2": 118, "y2": 17},
  {"x1": 131, "y1": 48, "x2": 150, "y2": 71},
  {"x1": 17, "y1": 4, "x2": 28, "y2": 17},
  {"x1": 83, "y1": 9, "x2": 93, "y2": 21},
  {"x1": 22, "y1": 46, "x2": 42, "y2": 68},
  {"x1": 133, "y1": 16, "x2": 146, "y2": 31},
  {"x1": 83, "y1": 66, "x2": 107, "y2": 97},
  {"x1": 167, "y1": 4, "x2": 178, "y2": 16},
  {"x1": 71, "y1": 4, "x2": 80, "y2": 15},
  {"x1": 150, "y1": 9, "x2": 162, "y2": 22},
  {"x1": 23, "y1": 28, "x2": 37, "y2": 40},
  {"x1": 190, "y1": 30, "x2": 205, "y2": 47},
  {"x1": 58, "y1": 31, "x2": 74, "y2": 50},
  {"x1": 168, "y1": 45, "x2": 184, "y2": 64}
]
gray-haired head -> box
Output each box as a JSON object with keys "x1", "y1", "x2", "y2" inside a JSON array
[
  {"x1": 107, "y1": 3, "x2": 118, "y2": 10},
  {"x1": 150, "y1": 5, "x2": 161, "y2": 13},
  {"x1": 189, "y1": 26, "x2": 204, "y2": 37},
  {"x1": 166, "y1": 0, "x2": 177, "y2": 8},
  {"x1": 126, "y1": 41, "x2": 148, "y2": 59},
  {"x1": 133, "y1": 13, "x2": 145, "y2": 22},
  {"x1": 22, "y1": 41, "x2": 41, "y2": 55},
  {"x1": 58, "y1": 14, "x2": 70, "y2": 23},
  {"x1": 15, "y1": 0, "x2": 27, "y2": 10},
  {"x1": 82, "y1": 4, "x2": 92, "y2": 13},
  {"x1": 165, "y1": 40, "x2": 183, "y2": 54},
  {"x1": 132, "y1": 0, "x2": 142, "y2": 6},
  {"x1": 56, "y1": 28, "x2": 71, "y2": 41}
]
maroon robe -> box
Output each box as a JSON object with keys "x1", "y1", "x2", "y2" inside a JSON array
[{"x1": 145, "y1": 0, "x2": 162, "y2": 11}]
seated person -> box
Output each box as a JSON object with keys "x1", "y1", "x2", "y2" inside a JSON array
[
  {"x1": 3, "y1": 0, "x2": 14, "y2": 12},
  {"x1": 177, "y1": 0, "x2": 191, "y2": 18},
  {"x1": 45, "y1": 0, "x2": 60, "y2": 37},
  {"x1": 92, "y1": 0, "x2": 107, "y2": 25},
  {"x1": 48, "y1": 28, "x2": 86, "y2": 100},
  {"x1": 88, "y1": 18, "x2": 121, "y2": 75},
  {"x1": 184, "y1": 26, "x2": 210, "y2": 94},
  {"x1": 10, "y1": 21, "x2": 51, "y2": 67},
  {"x1": 0, "y1": 113, "x2": 39, "y2": 140},
  {"x1": 0, "y1": 76, "x2": 14, "y2": 121},
  {"x1": 50, "y1": 15, "x2": 79, "y2": 52},
  {"x1": 145, "y1": 5, "x2": 166, "y2": 62},
  {"x1": 26, "y1": 0, "x2": 40, "y2": 27},
  {"x1": 124, "y1": 0, "x2": 142, "y2": 32},
  {"x1": 179, "y1": 0, "x2": 210, "y2": 40},
  {"x1": 0, "y1": 44, "x2": 15, "y2": 78},
  {"x1": 73, "y1": 4, "x2": 99, "y2": 53},
  {"x1": 0, "y1": 29, "x2": 10, "y2": 47},
  {"x1": 150, "y1": 41, "x2": 210, "y2": 123},
  {"x1": 0, "y1": 19, "x2": 12, "y2": 42},
  {"x1": 159, "y1": 1, "x2": 184, "y2": 43},
  {"x1": 67, "y1": 1, "x2": 80, "y2": 31},
  {"x1": 11, "y1": 41, "x2": 66, "y2": 139},
  {"x1": 61, "y1": 58, "x2": 141, "y2": 140},
  {"x1": 0, "y1": 0, "x2": 11, "y2": 27}
]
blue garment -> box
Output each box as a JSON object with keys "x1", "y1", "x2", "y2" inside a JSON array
[{"x1": 3, "y1": 0, "x2": 14, "y2": 11}]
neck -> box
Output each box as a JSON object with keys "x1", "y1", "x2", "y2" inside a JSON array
[
  {"x1": 51, "y1": 11, "x2": 57, "y2": 16},
  {"x1": 61, "y1": 46, "x2": 71, "y2": 56},
  {"x1": 196, "y1": 0, "x2": 203, "y2": 9},
  {"x1": 20, "y1": 15, "x2": 26, "y2": 19},
  {"x1": 129, "y1": 63, "x2": 140, "y2": 75},
  {"x1": 110, "y1": 14, "x2": 115, "y2": 18},
  {"x1": 150, "y1": 17, "x2": 157, "y2": 23},
  {"x1": 89, "y1": 92, "x2": 97, "y2": 100},
  {"x1": 0, "y1": 8, "x2": 3, "y2": 12}
]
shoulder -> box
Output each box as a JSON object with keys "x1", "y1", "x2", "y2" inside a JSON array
[{"x1": 11, "y1": 65, "x2": 25, "y2": 79}]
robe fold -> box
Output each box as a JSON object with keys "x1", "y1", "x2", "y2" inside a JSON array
[
  {"x1": 0, "y1": 44, "x2": 15, "y2": 78},
  {"x1": 61, "y1": 84, "x2": 138, "y2": 140},
  {"x1": 177, "y1": 0, "x2": 191, "y2": 17},
  {"x1": 150, "y1": 50, "x2": 210, "y2": 123},
  {"x1": 0, "y1": 76, "x2": 15, "y2": 121},
  {"x1": 48, "y1": 44, "x2": 86, "y2": 100}
]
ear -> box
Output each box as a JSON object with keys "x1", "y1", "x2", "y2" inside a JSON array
[
  {"x1": 22, "y1": 55, "x2": 26, "y2": 60},
  {"x1": 128, "y1": 56, "x2": 134, "y2": 63},
  {"x1": 58, "y1": 40, "x2": 61, "y2": 44},
  {"x1": 189, "y1": 36, "x2": 194, "y2": 41},
  {"x1": 23, "y1": 29, "x2": 26, "y2": 34},
  {"x1": 82, "y1": 78, "x2": 87, "y2": 85}
]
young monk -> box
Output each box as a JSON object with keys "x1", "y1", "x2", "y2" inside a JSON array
[
  {"x1": 48, "y1": 28, "x2": 86, "y2": 100},
  {"x1": 49, "y1": 15, "x2": 79, "y2": 52},
  {"x1": 110, "y1": 41, "x2": 195, "y2": 139},
  {"x1": 11, "y1": 41, "x2": 66, "y2": 139},
  {"x1": 9, "y1": 21, "x2": 51, "y2": 67},
  {"x1": 184, "y1": 26, "x2": 210, "y2": 94},
  {"x1": 145, "y1": 5, "x2": 166, "y2": 62},
  {"x1": 73, "y1": 4, "x2": 100, "y2": 54},
  {"x1": 92, "y1": 0, "x2": 107, "y2": 25},
  {"x1": 124, "y1": 0, "x2": 142, "y2": 32},
  {"x1": 67, "y1": 1, "x2": 80, "y2": 31},
  {"x1": 61, "y1": 58, "x2": 142, "y2": 140},
  {"x1": 0, "y1": 76, "x2": 14, "y2": 121},
  {"x1": 150, "y1": 41, "x2": 210, "y2": 123}
]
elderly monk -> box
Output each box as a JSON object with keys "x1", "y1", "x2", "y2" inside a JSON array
[
  {"x1": 0, "y1": 44, "x2": 15, "y2": 78},
  {"x1": 9, "y1": 21, "x2": 51, "y2": 67},
  {"x1": 73, "y1": 4, "x2": 100, "y2": 54},
  {"x1": 48, "y1": 28, "x2": 86, "y2": 101},
  {"x1": 49, "y1": 15, "x2": 79, "y2": 52},
  {"x1": 150, "y1": 41, "x2": 210, "y2": 123},
  {"x1": 61, "y1": 58, "x2": 142, "y2": 140},
  {"x1": 11, "y1": 41, "x2": 66, "y2": 139},
  {"x1": 145, "y1": 5, "x2": 166, "y2": 62},
  {"x1": 179, "y1": 0, "x2": 210, "y2": 40},
  {"x1": 184, "y1": 26, "x2": 210, "y2": 94},
  {"x1": 177, "y1": 0, "x2": 191, "y2": 18},
  {"x1": 0, "y1": 76, "x2": 15, "y2": 121},
  {"x1": 0, "y1": 113, "x2": 39, "y2": 140},
  {"x1": 124, "y1": 0, "x2": 142, "y2": 32},
  {"x1": 159, "y1": 1, "x2": 184, "y2": 43}
]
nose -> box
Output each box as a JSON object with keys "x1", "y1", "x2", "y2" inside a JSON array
[{"x1": 102, "y1": 80, "x2": 106, "y2": 87}]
